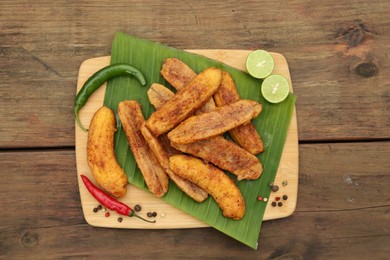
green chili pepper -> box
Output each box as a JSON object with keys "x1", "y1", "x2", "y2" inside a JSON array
[{"x1": 74, "y1": 63, "x2": 146, "y2": 132}]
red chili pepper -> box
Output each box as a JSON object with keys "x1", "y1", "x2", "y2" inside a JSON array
[{"x1": 81, "y1": 175, "x2": 155, "y2": 223}]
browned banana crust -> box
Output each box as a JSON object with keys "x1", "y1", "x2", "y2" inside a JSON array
[
  {"x1": 168, "y1": 100, "x2": 262, "y2": 144},
  {"x1": 147, "y1": 83, "x2": 175, "y2": 109},
  {"x1": 214, "y1": 71, "x2": 264, "y2": 154},
  {"x1": 160, "y1": 58, "x2": 197, "y2": 90},
  {"x1": 169, "y1": 155, "x2": 246, "y2": 220},
  {"x1": 141, "y1": 125, "x2": 208, "y2": 202},
  {"x1": 171, "y1": 136, "x2": 262, "y2": 181},
  {"x1": 118, "y1": 101, "x2": 169, "y2": 198},
  {"x1": 160, "y1": 58, "x2": 216, "y2": 114},
  {"x1": 146, "y1": 67, "x2": 222, "y2": 136},
  {"x1": 87, "y1": 106, "x2": 128, "y2": 198}
]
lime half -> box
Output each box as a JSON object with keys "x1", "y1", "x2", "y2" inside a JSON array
[
  {"x1": 261, "y1": 74, "x2": 290, "y2": 103},
  {"x1": 246, "y1": 50, "x2": 274, "y2": 79}
]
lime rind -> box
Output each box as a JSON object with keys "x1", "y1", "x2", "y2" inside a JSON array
[
  {"x1": 246, "y1": 50, "x2": 275, "y2": 79},
  {"x1": 261, "y1": 74, "x2": 290, "y2": 104}
]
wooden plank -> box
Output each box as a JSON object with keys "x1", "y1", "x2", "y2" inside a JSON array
[
  {"x1": 0, "y1": 207, "x2": 389, "y2": 259},
  {"x1": 75, "y1": 52, "x2": 298, "y2": 228},
  {"x1": 0, "y1": 142, "x2": 388, "y2": 258},
  {"x1": 1, "y1": 1, "x2": 389, "y2": 149}
]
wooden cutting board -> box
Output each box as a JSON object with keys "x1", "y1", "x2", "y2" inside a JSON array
[{"x1": 75, "y1": 50, "x2": 299, "y2": 229}]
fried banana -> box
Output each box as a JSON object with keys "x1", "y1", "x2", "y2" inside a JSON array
[
  {"x1": 168, "y1": 99, "x2": 262, "y2": 144},
  {"x1": 87, "y1": 106, "x2": 128, "y2": 198},
  {"x1": 171, "y1": 136, "x2": 262, "y2": 180},
  {"x1": 146, "y1": 67, "x2": 222, "y2": 136},
  {"x1": 146, "y1": 84, "x2": 208, "y2": 201},
  {"x1": 147, "y1": 83, "x2": 175, "y2": 110},
  {"x1": 169, "y1": 155, "x2": 246, "y2": 220},
  {"x1": 160, "y1": 58, "x2": 216, "y2": 114},
  {"x1": 161, "y1": 58, "x2": 197, "y2": 90},
  {"x1": 118, "y1": 100, "x2": 168, "y2": 198},
  {"x1": 148, "y1": 73, "x2": 262, "y2": 180},
  {"x1": 214, "y1": 71, "x2": 264, "y2": 154},
  {"x1": 141, "y1": 125, "x2": 208, "y2": 202},
  {"x1": 147, "y1": 83, "x2": 183, "y2": 156}
]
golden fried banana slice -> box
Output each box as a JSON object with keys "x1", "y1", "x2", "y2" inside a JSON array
[
  {"x1": 147, "y1": 83, "x2": 175, "y2": 109},
  {"x1": 87, "y1": 106, "x2": 128, "y2": 198},
  {"x1": 161, "y1": 58, "x2": 197, "y2": 90},
  {"x1": 146, "y1": 67, "x2": 222, "y2": 136},
  {"x1": 147, "y1": 83, "x2": 184, "y2": 156},
  {"x1": 118, "y1": 101, "x2": 168, "y2": 198},
  {"x1": 141, "y1": 125, "x2": 208, "y2": 202},
  {"x1": 171, "y1": 136, "x2": 262, "y2": 180},
  {"x1": 168, "y1": 99, "x2": 262, "y2": 144},
  {"x1": 214, "y1": 71, "x2": 264, "y2": 154},
  {"x1": 169, "y1": 155, "x2": 246, "y2": 220},
  {"x1": 160, "y1": 58, "x2": 216, "y2": 114},
  {"x1": 146, "y1": 86, "x2": 208, "y2": 201}
]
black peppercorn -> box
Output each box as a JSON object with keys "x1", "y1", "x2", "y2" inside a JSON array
[
  {"x1": 152, "y1": 212, "x2": 157, "y2": 217},
  {"x1": 283, "y1": 195, "x2": 288, "y2": 200},
  {"x1": 147, "y1": 212, "x2": 153, "y2": 218},
  {"x1": 93, "y1": 207, "x2": 99, "y2": 213},
  {"x1": 271, "y1": 201, "x2": 277, "y2": 207},
  {"x1": 97, "y1": 205, "x2": 103, "y2": 210},
  {"x1": 272, "y1": 185, "x2": 279, "y2": 192},
  {"x1": 278, "y1": 202, "x2": 283, "y2": 207},
  {"x1": 134, "y1": 204, "x2": 142, "y2": 212},
  {"x1": 118, "y1": 217, "x2": 123, "y2": 223}
]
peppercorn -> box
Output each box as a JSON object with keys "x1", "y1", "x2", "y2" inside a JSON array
[
  {"x1": 152, "y1": 212, "x2": 157, "y2": 217},
  {"x1": 278, "y1": 202, "x2": 283, "y2": 207},
  {"x1": 257, "y1": 196, "x2": 263, "y2": 201},
  {"x1": 282, "y1": 180, "x2": 288, "y2": 186},
  {"x1": 105, "y1": 212, "x2": 110, "y2": 217},
  {"x1": 97, "y1": 205, "x2": 103, "y2": 210},
  {"x1": 147, "y1": 212, "x2": 153, "y2": 218},
  {"x1": 134, "y1": 204, "x2": 142, "y2": 212},
  {"x1": 118, "y1": 217, "x2": 123, "y2": 223},
  {"x1": 272, "y1": 185, "x2": 279, "y2": 192},
  {"x1": 283, "y1": 195, "x2": 288, "y2": 200},
  {"x1": 275, "y1": 196, "x2": 281, "y2": 201},
  {"x1": 271, "y1": 201, "x2": 277, "y2": 207},
  {"x1": 263, "y1": 197, "x2": 268, "y2": 202},
  {"x1": 93, "y1": 207, "x2": 99, "y2": 213}
]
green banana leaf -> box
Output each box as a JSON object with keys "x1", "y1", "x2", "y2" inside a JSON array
[{"x1": 103, "y1": 32, "x2": 296, "y2": 249}]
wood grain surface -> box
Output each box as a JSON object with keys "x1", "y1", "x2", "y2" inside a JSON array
[
  {"x1": 1, "y1": 142, "x2": 388, "y2": 258},
  {"x1": 75, "y1": 52, "x2": 298, "y2": 228},
  {"x1": 1, "y1": 0, "x2": 389, "y2": 258}
]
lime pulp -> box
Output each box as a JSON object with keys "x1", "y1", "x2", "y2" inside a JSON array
[
  {"x1": 246, "y1": 50, "x2": 274, "y2": 79},
  {"x1": 261, "y1": 74, "x2": 290, "y2": 103}
]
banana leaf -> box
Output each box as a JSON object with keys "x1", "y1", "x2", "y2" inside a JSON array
[{"x1": 103, "y1": 32, "x2": 296, "y2": 249}]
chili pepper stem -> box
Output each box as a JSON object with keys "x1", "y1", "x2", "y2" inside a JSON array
[
  {"x1": 74, "y1": 108, "x2": 88, "y2": 132},
  {"x1": 129, "y1": 211, "x2": 156, "y2": 223}
]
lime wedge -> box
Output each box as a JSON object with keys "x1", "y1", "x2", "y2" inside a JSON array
[
  {"x1": 246, "y1": 50, "x2": 274, "y2": 79},
  {"x1": 261, "y1": 74, "x2": 290, "y2": 103}
]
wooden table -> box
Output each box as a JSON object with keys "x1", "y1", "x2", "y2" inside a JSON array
[{"x1": 1, "y1": 1, "x2": 389, "y2": 258}]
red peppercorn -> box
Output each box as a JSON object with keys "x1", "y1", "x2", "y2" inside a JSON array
[
  {"x1": 257, "y1": 196, "x2": 263, "y2": 201},
  {"x1": 105, "y1": 212, "x2": 110, "y2": 217},
  {"x1": 275, "y1": 196, "x2": 281, "y2": 201}
]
